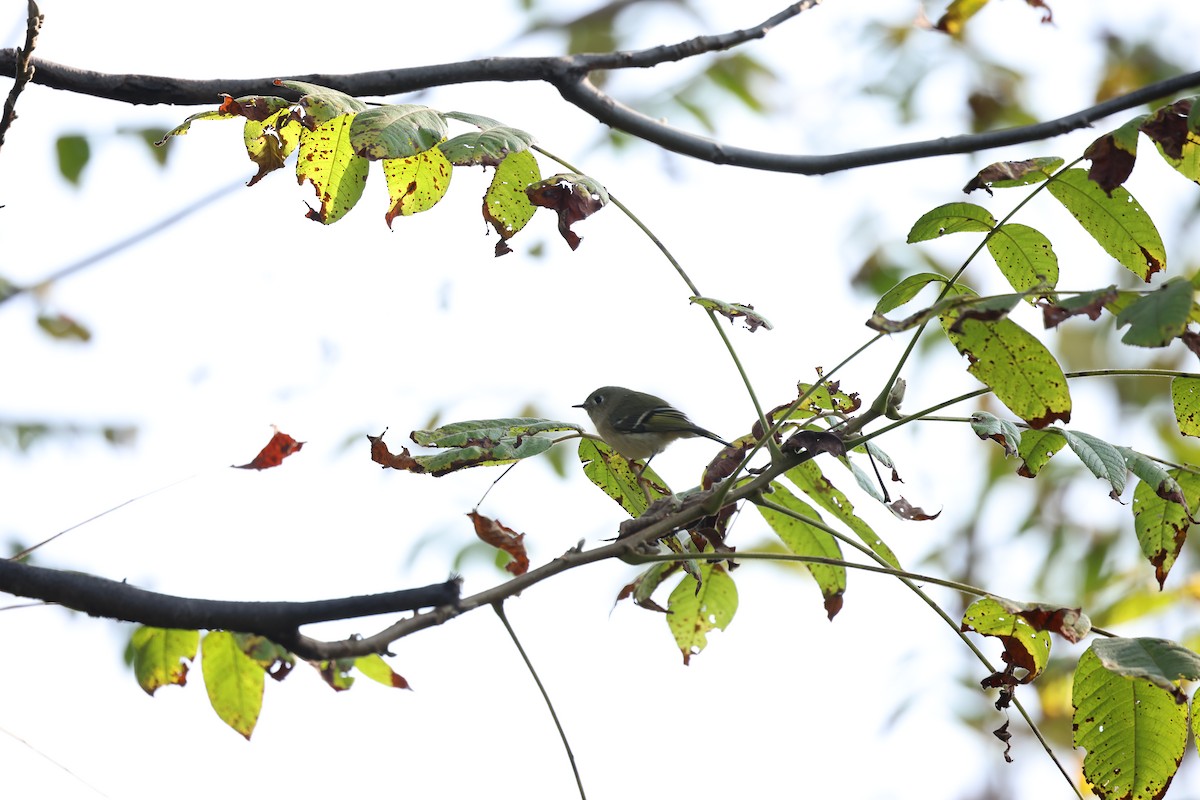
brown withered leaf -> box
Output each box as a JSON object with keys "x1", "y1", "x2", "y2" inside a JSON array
[
  {"x1": 526, "y1": 174, "x2": 607, "y2": 250},
  {"x1": 1012, "y1": 604, "x2": 1091, "y2": 643},
  {"x1": 1181, "y1": 330, "x2": 1200, "y2": 360},
  {"x1": 367, "y1": 429, "x2": 425, "y2": 472},
  {"x1": 233, "y1": 426, "x2": 304, "y2": 470},
  {"x1": 993, "y1": 718, "x2": 1014, "y2": 763},
  {"x1": 782, "y1": 429, "x2": 846, "y2": 458},
  {"x1": 888, "y1": 497, "x2": 941, "y2": 521},
  {"x1": 701, "y1": 437, "x2": 753, "y2": 490},
  {"x1": 1083, "y1": 133, "x2": 1137, "y2": 195},
  {"x1": 468, "y1": 510, "x2": 529, "y2": 575},
  {"x1": 963, "y1": 157, "x2": 1059, "y2": 194},
  {"x1": 1039, "y1": 286, "x2": 1118, "y2": 328},
  {"x1": 217, "y1": 94, "x2": 290, "y2": 122},
  {"x1": 1140, "y1": 99, "x2": 1192, "y2": 161}
]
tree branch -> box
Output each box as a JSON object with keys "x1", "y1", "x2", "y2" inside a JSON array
[
  {"x1": 0, "y1": 0, "x2": 43, "y2": 150},
  {"x1": 0, "y1": 557, "x2": 460, "y2": 661},
  {"x1": 4, "y1": 3, "x2": 1194, "y2": 175}
]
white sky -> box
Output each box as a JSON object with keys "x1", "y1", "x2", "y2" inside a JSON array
[{"x1": 3, "y1": 1, "x2": 1200, "y2": 798}]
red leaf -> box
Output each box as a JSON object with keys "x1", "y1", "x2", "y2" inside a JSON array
[
  {"x1": 467, "y1": 511, "x2": 529, "y2": 575},
  {"x1": 233, "y1": 426, "x2": 305, "y2": 470}
]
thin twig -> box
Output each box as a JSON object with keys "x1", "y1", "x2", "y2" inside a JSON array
[
  {"x1": 0, "y1": 0, "x2": 42, "y2": 150},
  {"x1": 493, "y1": 601, "x2": 586, "y2": 800}
]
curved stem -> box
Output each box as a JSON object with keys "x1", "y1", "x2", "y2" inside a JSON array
[{"x1": 492, "y1": 601, "x2": 587, "y2": 800}]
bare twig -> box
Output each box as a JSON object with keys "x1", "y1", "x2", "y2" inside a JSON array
[{"x1": 0, "y1": 0, "x2": 42, "y2": 150}]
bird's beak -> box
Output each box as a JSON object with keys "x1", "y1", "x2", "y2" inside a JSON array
[{"x1": 571, "y1": 402, "x2": 585, "y2": 409}]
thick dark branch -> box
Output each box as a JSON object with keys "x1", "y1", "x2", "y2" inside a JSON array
[
  {"x1": 0, "y1": 557, "x2": 460, "y2": 660},
  {"x1": 2, "y1": 2, "x2": 1194, "y2": 175}
]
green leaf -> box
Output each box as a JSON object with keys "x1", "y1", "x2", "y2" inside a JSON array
[
  {"x1": 666, "y1": 561, "x2": 738, "y2": 665},
  {"x1": 1091, "y1": 636, "x2": 1200, "y2": 693},
  {"x1": 1062, "y1": 429, "x2": 1127, "y2": 496},
  {"x1": 155, "y1": 109, "x2": 235, "y2": 145},
  {"x1": 1130, "y1": 464, "x2": 1200, "y2": 588},
  {"x1": 577, "y1": 438, "x2": 670, "y2": 517},
  {"x1": 349, "y1": 104, "x2": 447, "y2": 160},
  {"x1": 940, "y1": 312, "x2": 1071, "y2": 429},
  {"x1": 354, "y1": 654, "x2": 410, "y2": 689},
  {"x1": 483, "y1": 150, "x2": 540, "y2": 256},
  {"x1": 412, "y1": 417, "x2": 580, "y2": 447},
  {"x1": 277, "y1": 80, "x2": 367, "y2": 126},
  {"x1": 441, "y1": 112, "x2": 536, "y2": 166},
  {"x1": 689, "y1": 296, "x2": 773, "y2": 332},
  {"x1": 786, "y1": 461, "x2": 900, "y2": 569},
  {"x1": 382, "y1": 145, "x2": 453, "y2": 224},
  {"x1": 55, "y1": 134, "x2": 90, "y2": 185},
  {"x1": 873, "y1": 272, "x2": 949, "y2": 315},
  {"x1": 201, "y1": 630, "x2": 265, "y2": 739},
  {"x1": 753, "y1": 481, "x2": 845, "y2": 618},
  {"x1": 985, "y1": 223, "x2": 1058, "y2": 297},
  {"x1": 296, "y1": 113, "x2": 370, "y2": 224},
  {"x1": 1046, "y1": 168, "x2": 1166, "y2": 281},
  {"x1": 1015, "y1": 428, "x2": 1066, "y2": 477},
  {"x1": 36, "y1": 312, "x2": 91, "y2": 342},
  {"x1": 1171, "y1": 376, "x2": 1200, "y2": 437},
  {"x1": 1073, "y1": 646, "x2": 1188, "y2": 799},
  {"x1": 130, "y1": 627, "x2": 199, "y2": 696},
  {"x1": 906, "y1": 202, "x2": 995, "y2": 243},
  {"x1": 961, "y1": 597, "x2": 1051, "y2": 682},
  {"x1": 1114, "y1": 277, "x2": 1194, "y2": 347},
  {"x1": 243, "y1": 108, "x2": 303, "y2": 186},
  {"x1": 118, "y1": 126, "x2": 172, "y2": 167},
  {"x1": 969, "y1": 411, "x2": 1022, "y2": 457}
]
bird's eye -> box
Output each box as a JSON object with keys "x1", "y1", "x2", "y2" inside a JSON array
[{"x1": 593, "y1": 393, "x2": 604, "y2": 405}]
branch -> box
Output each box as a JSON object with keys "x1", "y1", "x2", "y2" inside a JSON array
[
  {"x1": 2, "y1": 3, "x2": 1195, "y2": 174},
  {"x1": 0, "y1": 0, "x2": 43, "y2": 149},
  {"x1": 0, "y1": 557, "x2": 460, "y2": 661}
]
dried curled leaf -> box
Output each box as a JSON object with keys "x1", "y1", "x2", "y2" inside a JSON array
[
  {"x1": 468, "y1": 510, "x2": 529, "y2": 575},
  {"x1": 233, "y1": 426, "x2": 304, "y2": 470}
]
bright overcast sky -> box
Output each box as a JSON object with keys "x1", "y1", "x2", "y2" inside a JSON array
[{"x1": 4, "y1": 1, "x2": 1200, "y2": 798}]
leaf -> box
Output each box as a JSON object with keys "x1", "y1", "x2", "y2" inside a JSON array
[
  {"x1": 873, "y1": 273, "x2": 948, "y2": 315},
  {"x1": 786, "y1": 461, "x2": 900, "y2": 569},
  {"x1": 1129, "y1": 465, "x2": 1200, "y2": 588},
  {"x1": 1114, "y1": 277, "x2": 1194, "y2": 347},
  {"x1": 689, "y1": 297, "x2": 773, "y2": 332},
  {"x1": 441, "y1": 112, "x2": 536, "y2": 166},
  {"x1": 1015, "y1": 427, "x2": 1066, "y2": 477},
  {"x1": 483, "y1": 150, "x2": 540, "y2": 256},
  {"x1": 370, "y1": 420, "x2": 574, "y2": 477},
  {"x1": 1141, "y1": 99, "x2": 1200, "y2": 182},
  {"x1": 753, "y1": 481, "x2": 845, "y2": 618},
  {"x1": 1171, "y1": 376, "x2": 1200, "y2": 437},
  {"x1": 130, "y1": 627, "x2": 199, "y2": 696},
  {"x1": 1091, "y1": 637, "x2": 1200, "y2": 698},
  {"x1": 36, "y1": 312, "x2": 91, "y2": 342},
  {"x1": 349, "y1": 104, "x2": 448, "y2": 160},
  {"x1": 940, "y1": 311, "x2": 1071, "y2": 429},
  {"x1": 1005, "y1": 602, "x2": 1091, "y2": 643},
  {"x1": 296, "y1": 113, "x2": 370, "y2": 224},
  {"x1": 201, "y1": 630, "x2": 265, "y2": 739},
  {"x1": 467, "y1": 511, "x2": 529, "y2": 576},
  {"x1": 232, "y1": 427, "x2": 304, "y2": 470},
  {"x1": 412, "y1": 417, "x2": 580, "y2": 447},
  {"x1": 525, "y1": 173, "x2": 608, "y2": 251},
  {"x1": 1073, "y1": 646, "x2": 1188, "y2": 799},
  {"x1": 55, "y1": 134, "x2": 90, "y2": 185},
  {"x1": 1046, "y1": 168, "x2": 1165, "y2": 282},
  {"x1": 962, "y1": 157, "x2": 1063, "y2": 193},
  {"x1": 616, "y1": 561, "x2": 679, "y2": 613},
  {"x1": 934, "y1": 0, "x2": 990, "y2": 35},
  {"x1": 577, "y1": 438, "x2": 670, "y2": 517},
  {"x1": 969, "y1": 411, "x2": 1022, "y2": 457},
  {"x1": 316, "y1": 659, "x2": 355, "y2": 691},
  {"x1": 354, "y1": 654, "x2": 410, "y2": 689},
  {"x1": 1083, "y1": 116, "x2": 1143, "y2": 194},
  {"x1": 906, "y1": 202, "x2": 995, "y2": 242},
  {"x1": 1062, "y1": 429, "x2": 1127, "y2": 497},
  {"x1": 1040, "y1": 286, "x2": 1119, "y2": 328},
  {"x1": 156, "y1": 109, "x2": 235, "y2": 145},
  {"x1": 985, "y1": 223, "x2": 1058, "y2": 297},
  {"x1": 794, "y1": 382, "x2": 861, "y2": 415},
  {"x1": 276, "y1": 80, "x2": 367, "y2": 126},
  {"x1": 887, "y1": 497, "x2": 941, "y2": 521},
  {"x1": 243, "y1": 107, "x2": 303, "y2": 187},
  {"x1": 961, "y1": 597, "x2": 1051, "y2": 684},
  {"x1": 383, "y1": 145, "x2": 453, "y2": 225},
  {"x1": 666, "y1": 561, "x2": 737, "y2": 665}
]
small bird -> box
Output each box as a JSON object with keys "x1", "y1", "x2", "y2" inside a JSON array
[{"x1": 574, "y1": 386, "x2": 730, "y2": 461}]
